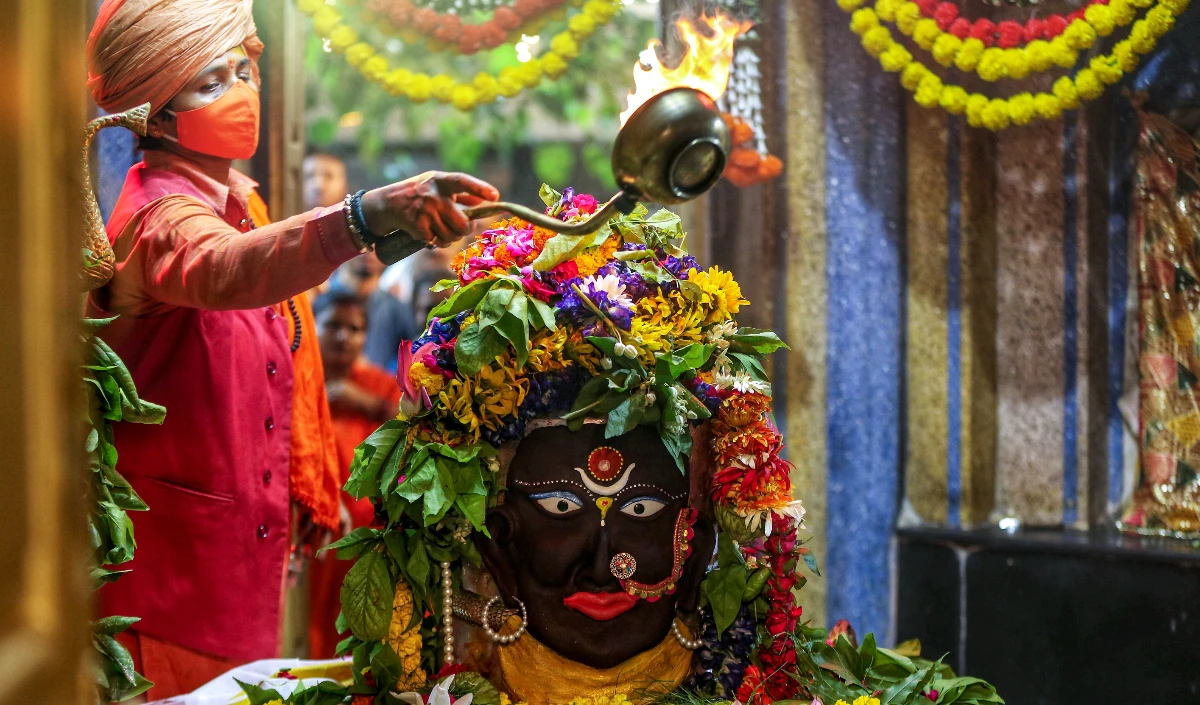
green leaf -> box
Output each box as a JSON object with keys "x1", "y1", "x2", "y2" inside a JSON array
[
  {"x1": 456, "y1": 494, "x2": 488, "y2": 534},
  {"x1": 370, "y1": 642, "x2": 404, "y2": 693},
  {"x1": 396, "y1": 456, "x2": 438, "y2": 502},
  {"x1": 455, "y1": 323, "x2": 508, "y2": 377},
  {"x1": 495, "y1": 313, "x2": 529, "y2": 368},
  {"x1": 741, "y1": 566, "x2": 771, "y2": 601},
  {"x1": 860, "y1": 632, "x2": 878, "y2": 672},
  {"x1": 95, "y1": 633, "x2": 137, "y2": 684},
  {"x1": 430, "y1": 278, "x2": 459, "y2": 293},
  {"x1": 345, "y1": 420, "x2": 407, "y2": 498},
  {"x1": 531, "y1": 231, "x2": 593, "y2": 272},
  {"x1": 539, "y1": 183, "x2": 563, "y2": 207},
  {"x1": 605, "y1": 392, "x2": 647, "y2": 438},
  {"x1": 529, "y1": 297, "x2": 557, "y2": 330},
  {"x1": 730, "y1": 329, "x2": 790, "y2": 355},
  {"x1": 406, "y1": 538, "x2": 431, "y2": 589},
  {"x1": 834, "y1": 634, "x2": 865, "y2": 683},
  {"x1": 703, "y1": 534, "x2": 749, "y2": 635},
  {"x1": 877, "y1": 659, "x2": 941, "y2": 705},
  {"x1": 340, "y1": 549, "x2": 394, "y2": 641},
  {"x1": 422, "y1": 464, "x2": 451, "y2": 525},
  {"x1": 799, "y1": 546, "x2": 821, "y2": 576},
  {"x1": 428, "y1": 277, "x2": 499, "y2": 325},
  {"x1": 83, "y1": 316, "x2": 119, "y2": 333},
  {"x1": 383, "y1": 530, "x2": 409, "y2": 568},
  {"x1": 479, "y1": 285, "x2": 518, "y2": 327},
  {"x1": 92, "y1": 615, "x2": 139, "y2": 636},
  {"x1": 323, "y1": 527, "x2": 379, "y2": 559},
  {"x1": 656, "y1": 343, "x2": 715, "y2": 382}
]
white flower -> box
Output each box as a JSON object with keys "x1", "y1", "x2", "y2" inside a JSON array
[
  {"x1": 397, "y1": 676, "x2": 472, "y2": 705},
  {"x1": 704, "y1": 320, "x2": 739, "y2": 348},
  {"x1": 736, "y1": 500, "x2": 805, "y2": 537},
  {"x1": 582, "y1": 273, "x2": 634, "y2": 309},
  {"x1": 714, "y1": 369, "x2": 770, "y2": 395}
]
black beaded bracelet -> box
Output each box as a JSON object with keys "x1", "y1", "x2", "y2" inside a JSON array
[{"x1": 348, "y1": 189, "x2": 383, "y2": 248}]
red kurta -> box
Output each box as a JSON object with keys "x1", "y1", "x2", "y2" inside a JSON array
[{"x1": 92, "y1": 151, "x2": 359, "y2": 668}]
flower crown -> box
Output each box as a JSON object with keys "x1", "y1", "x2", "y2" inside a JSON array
[{"x1": 333, "y1": 186, "x2": 808, "y2": 702}]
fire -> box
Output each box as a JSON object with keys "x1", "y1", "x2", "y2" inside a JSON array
[{"x1": 619, "y1": 12, "x2": 753, "y2": 126}]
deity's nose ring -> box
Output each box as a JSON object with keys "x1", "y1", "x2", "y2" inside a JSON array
[{"x1": 610, "y1": 552, "x2": 637, "y2": 580}]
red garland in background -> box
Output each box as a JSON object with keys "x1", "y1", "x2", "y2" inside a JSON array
[
  {"x1": 915, "y1": 0, "x2": 1110, "y2": 47},
  {"x1": 363, "y1": 0, "x2": 568, "y2": 54}
]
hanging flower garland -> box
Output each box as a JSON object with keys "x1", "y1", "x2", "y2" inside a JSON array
[
  {"x1": 297, "y1": 0, "x2": 620, "y2": 110},
  {"x1": 841, "y1": 0, "x2": 1154, "y2": 83},
  {"x1": 842, "y1": 0, "x2": 1189, "y2": 131},
  {"x1": 914, "y1": 0, "x2": 1111, "y2": 47},
  {"x1": 360, "y1": 0, "x2": 571, "y2": 55}
]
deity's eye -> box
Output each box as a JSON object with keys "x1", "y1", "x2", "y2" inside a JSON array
[
  {"x1": 619, "y1": 496, "x2": 666, "y2": 518},
  {"x1": 529, "y1": 491, "x2": 583, "y2": 516}
]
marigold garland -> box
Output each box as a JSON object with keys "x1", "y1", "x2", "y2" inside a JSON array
[
  {"x1": 297, "y1": 0, "x2": 620, "y2": 110},
  {"x1": 360, "y1": 0, "x2": 572, "y2": 55},
  {"x1": 913, "y1": 0, "x2": 1111, "y2": 48},
  {"x1": 841, "y1": 0, "x2": 1165, "y2": 82},
  {"x1": 843, "y1": 0, "x2": 1189, "y2": 131}
]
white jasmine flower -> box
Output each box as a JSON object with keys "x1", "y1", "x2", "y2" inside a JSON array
[
  {"x1": 582, "y1": 273, "x2": 634, "y2": 309},
  {"x1": 714, "y1": 369, "x2": 770, "y2": 395},
  {"x1": 704, "y1": 320, "x2": 739, "y2": 348}
]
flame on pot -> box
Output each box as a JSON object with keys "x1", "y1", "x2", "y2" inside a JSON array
[{"x1": 619, "y1": 11, "x2": 752, "y2": 126}]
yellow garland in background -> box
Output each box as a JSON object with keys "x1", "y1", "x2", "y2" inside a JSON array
[
  {"x1": 842, "y1": 0, "x2": 1189, "y2": 131},
  {"x1": 296, "y1": 0, "x2": 621, "y2": 110},
  {"x1": 838, "y1": 0, "x2": 1153, "y2": 82}
]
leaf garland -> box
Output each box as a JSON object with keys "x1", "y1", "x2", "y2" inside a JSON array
[{"x1": 85, "y1": 318, "x2": 165, "y2": 703}]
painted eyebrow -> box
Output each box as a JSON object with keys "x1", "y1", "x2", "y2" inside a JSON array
[
  {"x1": 513, "y1": 478, "x2": 592, "y2": 497},
  {"x1": 619, "y1": 495, "x2": 666, "y2": 508},
  {"x1": 615, "y1": 483, "x2": 686, "y2": 501},
  {"x1": 528, "y1": 490, "x2": 584, "y2": 503}
]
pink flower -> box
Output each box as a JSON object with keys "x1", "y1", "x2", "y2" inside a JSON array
[
  {"x1": 572, "y1": 193, "x2": 598, "y2": 214},
  {"x1": 506, "y1": 225, "x2": 537, "y2": 260},
  {"x1": 925, "y1": 689, "x2": 939, "y2": 702},
  {"x1": 396, "y1": 341, "x2": 434, "y2": 417}
]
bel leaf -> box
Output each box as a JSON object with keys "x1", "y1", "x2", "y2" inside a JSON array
[{"x1": 340, "y1": 549, "x2": 394, "y2": 641}]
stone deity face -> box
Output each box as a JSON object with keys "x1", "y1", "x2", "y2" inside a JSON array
[{"x1": 477, "y1": 424, "x2": 715, "y2": 669}]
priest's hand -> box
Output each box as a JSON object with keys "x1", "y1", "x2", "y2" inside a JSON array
[{"x1": 360, "y1": 171, "x2": 499, "y2": 249}]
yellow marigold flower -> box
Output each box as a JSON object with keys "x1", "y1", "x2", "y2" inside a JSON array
[
  {"x1": 500, "y1": 695, "x2": 513, "y2": 705},
  {"x1": 900, "y1": 61, "x2": 928, "y2": 91},
  {"x1": 1004, "y1": 49, "x2": 1030, "y2": 80},
  {"x1": 1034, "y1": 93, "x2": 1062, "y2": 120},
  {"x1": 981, "y1": 98, "x2": 1010, "y2": 131},
  {"x1": 954, "y1": 38, "x2": 985, "y2": 72},
  {"x1": 1129, "y1": 21, "x2": 1155, "y2": 54},
  {"x1": 384, "y1": 68, "x2": 412, "y2": 96},
  {"x1": 861, "y1": 26, "x2": 892, "y2": 57},
  {"x1": 345, "y1": 41, "x2": 376, "y2": 67},
  {"x1": 574, "y1": 237, "x2": 621, "y2": 277},
  {"x1": 1052, "y1": 75, "x2": 1081, "y2": 110},
  {"x1": 451, "y1": 85, "x2": 478, "y2": 111},
  {"x1": 876, "y1": 0, "x2": 899, "y2": 21},
  {"x1": 1090, "y1": 54, "x2": 1123, "y2": 85},
  {"x1": 976, "y1": 47, "x2": 1006, "y2": 81},
  {"x1": 939, "y1": 85, "x2": 969, "y2": 115},
  {"x1": 1109, "y1": 0, "x2": 1137, "y2": 23},
  {"x1": 852, "y1": 697, "x2": 881, "y2": 705},
  {"x1": 914, "y1": 74, "x2": 944, "y2": 108},
  {"x1": 1074, "y1": 69, "x2": 1104, "y2": 101},
  {"x1": 568, "y1": 12, "x2": 597, "y2": 35},
  {"x1": 965, "y1": 93, "x2": 989, "y2": 128},
  {"x1": 931, "y1": 33, "x2": 962, "y2": 67},
  {"x1": 329, "y1": 25, "x2": 359, "y2": 52},
  {"x1": 1145, "y1": 6, "x2": 1176, "y2": 38},
  {"x1": 837, "y1": 0, "x2": 865, "y2": 9},
  {"x1": 473, "y1": 73, "x2": 500, "y2": 103},
  {"x1": 297, "y1": 0, "x2": 323, "y2": 13},
  {"x1": 1025, "y1": 40, "x2": 1054, "y2": 72},
  {"x1": 312, "y1": 7, "x2": 341, "y2": 36},
  {"x1": 1084, "y1": 4, "x2": 1116, "y2": 35},
  {"x1": 541, "y1": 52, "x2": 570, "y2": 78},
  {"x1": 1161, "y1": 0, "x2": 1188, "y2": 13},
  {"x1": 1113, "y1": 40, "x2": 1139, "y2": 72},
  {"x1": 1131, "y1": 0, "x2": 1154, "y2": 7},
  {"x1": 895, "y1": 1, "x2": 920, "y2": 34},
  {"x1": 913, "y1": 18, "x2": 940, "y2": 50},
  {"x1": 406, "y1": 73, "x2": 432, "y2": 103},
  {"x1": 1008, "y1": 93, "x2": 1036, "y2": 126},
  {"x1": 362, "y1": 55, "x2": 389, "y2": 81},
  {"x1": 516, "y1": 62, "x2": 544, "y2": 88},
  {"x1": 1048, "y1": 36, "x2": 1078, "y2": 68},
  {"x1": 410, "y1": 361, "x2": 446, "y2": 398},
  {"x1": 1063, "y1": 21, "x2": 1097, "y2": 50},
  {"x1": 849, "y1": 8, "x2": 879, "y2": 34},
  {"x1": 551, "y1": 32, "x2": 581, "y2": 59},
  {"x1": 879, "y1": 43, "x2": 913, "y2": 72},
  {"x1": 430, "y1": 74, "x2": 455, "y2": 102}
]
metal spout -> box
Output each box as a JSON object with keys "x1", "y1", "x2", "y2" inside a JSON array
[{"x1": 82, "y1": 103, "x2": 150, "y2": 291}]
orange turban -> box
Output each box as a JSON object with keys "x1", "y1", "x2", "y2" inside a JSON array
[{"x1": 87, "y1": 0, "x2": 264, "y2": 114}]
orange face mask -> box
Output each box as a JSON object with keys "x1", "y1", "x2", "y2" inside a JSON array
[{"x1": 165, "y1": 80, "x2": 260, "y2": 160}]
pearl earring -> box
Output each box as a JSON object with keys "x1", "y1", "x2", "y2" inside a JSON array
[{"x1": 482, "y1": 595, "x2": 528, "y2": 645}]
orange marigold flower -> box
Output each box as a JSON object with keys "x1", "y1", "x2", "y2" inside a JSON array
[{"x1": 719, "y1": 392, "x2": 772, "y2": 427}]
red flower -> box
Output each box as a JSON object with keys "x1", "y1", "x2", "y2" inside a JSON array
[
  {"x1": 933, "y1": 2, "x2": 957, "y2": 29},
  {"x1": 996, "y1": 20, "x2": 1023, "y2": 48},
  {"x1": 1023, "y1": 18, "x2": 1045, "y2": 42},
  {"x1": 926, "y1": 689, "x2": 940, "y2": 701},
  {"x1": 969, "y1": 19, "x2": 996, "y2": 46},
  {"x1": 572, "y1": 193, "x2": 598, "y2": 214},
  {"x1": 948, "y1": 17, "x2": 971, "y2": 38},
  {"x1": 736, "y1": 666, "x2": 766, "y2": 705},
  {"x1": 433, "y1": 663, "x2": 467, "y2": 681},
  {"x1": 522, "y1": 271, "x2": 557, "y2": 301}
]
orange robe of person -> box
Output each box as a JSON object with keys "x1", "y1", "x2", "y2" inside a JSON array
[{"x1": 308, "y1": 361, "x2": 402, "y2": 659}]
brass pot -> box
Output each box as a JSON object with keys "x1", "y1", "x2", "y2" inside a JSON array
[{"x1": 377, "y1": 87, "x2": 730, "y2": 264}]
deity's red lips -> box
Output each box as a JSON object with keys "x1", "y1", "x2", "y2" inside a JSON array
[{"x1": 562, "y1": 591, "x2": 638, "y2": 621}]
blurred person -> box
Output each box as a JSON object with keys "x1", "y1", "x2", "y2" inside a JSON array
[
  {"x1": 410, "y1": 266, "x2": 456, "y2": 332},
  {"x1": 329, "y1": 251, "x2": 415, "y2": 372},
  {"x1": 85, "y1": 0, "x2": 497, "y2": 696},
  {"x1": 303, "y1": 151, "x2": 347, "y2": 210},
  {"x1": 307, "y1": 291, "x2": 400, "y2": 658}
]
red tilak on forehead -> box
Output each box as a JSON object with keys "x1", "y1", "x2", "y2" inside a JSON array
[{"x1": 587, "y1": 446, "x2": 623, "y2": 482}]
